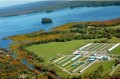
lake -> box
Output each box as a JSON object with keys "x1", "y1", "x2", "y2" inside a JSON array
[{"x1": 0, "y1": 6, "x2": 120, "y2": 48}]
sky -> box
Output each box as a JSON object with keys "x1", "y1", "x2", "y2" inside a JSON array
[{"x1": 0, "y1": 0, "x2": 43, "y2": 8}]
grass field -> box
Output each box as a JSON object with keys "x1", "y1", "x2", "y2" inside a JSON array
[
  {"x1": 108, "y1": 37, "x2": 120, "y2": 55},
  {"x1": 110, "y1": 46, "x2": 120, "y2": 55},
  {"x1": 26, "y1": 38, "x2": 106, "y2": 77},
  {"x1": 83, "y1": 60, "x2": 114, "y2": 75},
  {"x1": 26, "y1": 38, "x2": 106, "y2": 62},
  {"x1": 26, "y1": 38, "x2": 120, "y2": 77},
  {"x1": 108, "y1": 37, "x2": 120, "y2": 43}
]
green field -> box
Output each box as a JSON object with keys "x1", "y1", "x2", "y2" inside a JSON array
[
  {"x1": 108, "y1": 37, "x2": 120, "y2": 43},
  {"x1": 26, "y1": 38, "x2": 120, "y2": 77},
  {"x1": 84, "y1": 60, "x2": 114, "y2": 74},
  {"x1": 108, "y1": 37, "x2": 120, "y2": 55},
  {"x1": 110, "y1": 46, "x2": 120, "y2": 55},
  {"x1": 26, "y1": 38, "x2": 106, "y2": 77},
  {"x1": 83, "y1": 60, "x2": 114, "y2": 75},
  {"x1": 26, "y1": 38, "x2": 106, "y2": 62}
]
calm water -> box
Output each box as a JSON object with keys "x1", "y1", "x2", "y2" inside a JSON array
[{"x1": 0, "y1": 6, "x2": 120, "y2": 48}]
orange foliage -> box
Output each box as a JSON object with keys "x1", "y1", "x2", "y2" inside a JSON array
[
  {"x1": 52, "y1": 22, "x2": 75, "y2": 31},
  {"x1": 10, "y1": 59, "x2": 21, "y2": 65},
  {"x1": 88, "y1": 17, "x2": 120, "y2": 26}
]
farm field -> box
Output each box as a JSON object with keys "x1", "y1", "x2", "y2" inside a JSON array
[
  {"x1": 110, "y1": 46, "x2": 120, "y2": 55},
  {"x1": 26, "y1": 38, "x2": 106, "y2": 61},
  {"x1": 51, "y1": 43, "x2": 118, "y2": 74},
  {"x1": 26, "y1": 38, "x2": 120, "y2": 77},
  {"x1": 83, "y1": 60, "x2": 114, "y2": 74}
]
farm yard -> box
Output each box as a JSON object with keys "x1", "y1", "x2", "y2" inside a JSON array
[
  {"x1": 26, "y1": 38, "x2": 120, "y2": 77},
  {"x1": 49, "y1": 43, "x2": 120, "y2": 74}
]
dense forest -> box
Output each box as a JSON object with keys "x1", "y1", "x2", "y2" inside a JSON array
[
  {"x1": 0, "y1": 1, "x2": 120, "y2": 17},
  {"x1": 0, "y1": 49, "x2": 60, "y2": 79},
  {"x1": 4, "y1": 17, "x2": 120, "y2": 79}
]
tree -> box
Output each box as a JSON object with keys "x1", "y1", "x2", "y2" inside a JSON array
[
  {"x1": 41, "y1": 18, "x2": 53, "y2": 24},
  {"x1": 37, "y1": 57, "x2": 44, "y2": 62}
]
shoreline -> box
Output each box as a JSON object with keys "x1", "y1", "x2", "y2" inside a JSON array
[
  {"x1": 1, "y1": 17, "x2": 120, "y2": 49},
  {"x1": 0, "y1": 1, "x2": 120, "y2": 17}
]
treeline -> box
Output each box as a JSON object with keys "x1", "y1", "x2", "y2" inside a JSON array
[
  {"x1": 26, "y1": 30, "x2": 68, "y2": 37},
  {"x1": 1, "y1": 1, "x2": 120, "y2": 17},
  {"x1": 87, "y1": 18, "x2": 120, "y2": 27},
  {"x1": 71, "y1": 24, "x2": 120, "y2": 40}
]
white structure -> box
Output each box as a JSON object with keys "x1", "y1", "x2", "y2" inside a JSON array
[
  {"x1": 79, "y1": 43, "x2": 93, "y2": 50},
  {"x1": 96, "y1": 55, "x2": 110, "y2": 60},
  {"x1": 71, "y1": 55, "x2": 81, "y2": 61},
  {"x1": 83, "y1": 51, "x2": 89, "y2": 56},
  {"x1": 101, "y1": 55, "x2": 110, "y2": 60},
  {"x1": 73, "y1": 50, "x2": 80, "y2": 55},
  {"x1": 108, "y1": 43, "x2": 120, "y2": 52},
  {"x1": 80, "y1": 60, "x2": 97, "y2": 73},
  {"x1": 58, "y1": 56, "x2": 72, "y2": 64},
  {"x1": 88, "y1": 56, "x2": 96, "y2": 62},
  {"x1": 53, "y1": 56, "x2": 65, "y2": 63},
  {"x1": 96, "y1": 56, "x2": 102, "y2": 59}
]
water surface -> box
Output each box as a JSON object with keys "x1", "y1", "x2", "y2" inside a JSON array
[{"x1": 0, "y1": 6, "x2": 120, "y2": 48}]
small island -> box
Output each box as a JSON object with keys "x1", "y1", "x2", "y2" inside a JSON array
[{"x1": 41, "y1": 18, "x2": 53, "y2": 24}]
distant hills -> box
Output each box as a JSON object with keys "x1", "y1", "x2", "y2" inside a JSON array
[{"x1": 0, "y1": 1, "x2": 120, "y2": 17}]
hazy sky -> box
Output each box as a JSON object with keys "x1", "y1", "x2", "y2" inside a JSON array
[{"x1": 0, "y1": 0, "x2": 43, "y2": 8}]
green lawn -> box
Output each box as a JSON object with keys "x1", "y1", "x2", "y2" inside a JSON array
[
  {"x1": 26, "y1": 38, "x2": 106, "y2": 62},
  {"x1": 108, "y1": 37, "x2": 120, "y2": 43},
  {"x1": 110, "y1": 46, "x2": 120, "y2": 55},
  {"x1": 107, "y1": 37, "x2": 120, "y2": 55},
  {"x1": 83, "y1": 60, "x2": 114, "y2": 75}
]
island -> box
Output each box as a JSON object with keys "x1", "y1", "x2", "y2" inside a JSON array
[{"x1": 41, "y1": 18, "x2": 53, "y2": 24}]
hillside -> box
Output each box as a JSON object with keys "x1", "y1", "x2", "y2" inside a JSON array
[{"x1": 0, "y1": 1, "x2": 120, "y2": 17}]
